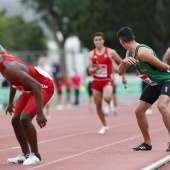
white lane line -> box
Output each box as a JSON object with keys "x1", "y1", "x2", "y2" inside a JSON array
[
  {"x1": 26, "y1": 135, "x2": 141, "y2": 170},
  {"x1": 26, "y1": 127, "x2": 165, "y2": 170},
  {"x1": 141, "y1": 155, "x2": 170, "y2": 170},
  {"x1": 0, "y1": 134, "x2": 14, "y2": 139},
  {"x1": 38, "y1": 122, "x2": 135, "y2": 144},
  {"x1": 0, "y1": 147, "x2": 21, "y2": 152},
  {"x1": 0, "y1": 120, "x2": 96, "y2": 139},
  {"x1": 0, "y1": 122, "x2": 135, "y2": 152}
]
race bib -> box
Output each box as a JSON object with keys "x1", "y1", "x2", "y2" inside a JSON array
[
  {"x1": 140, "y1": 74, "x2": 157, "y2": 86},
  {"x1": 94, "y1": 64, "x2": 107, "y2": 77}
]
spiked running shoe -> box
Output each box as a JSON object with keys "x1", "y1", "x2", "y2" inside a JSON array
[
  {"x1": 7, "y1": 153, "x2": 29, "y2": 164},
  {"x1": 132, "y1": 142, "x2": 152, "y2": 151},
  {"x1": 23, "y1": 152, "x2": 41, "y2": 165}
]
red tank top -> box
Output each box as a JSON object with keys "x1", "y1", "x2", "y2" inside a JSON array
[
  {"x1": 92, "y1": 47, "x2": 113, "y2": 80},
  {"x1": 0, "y1": 54, "x2": 54, "y2": 94}
]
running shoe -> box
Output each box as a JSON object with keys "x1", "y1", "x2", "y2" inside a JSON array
[
  {"x1": 132, "y1": 142, "x2": 152, "y2": 151},
  {"x1": 23, "y1": 152, "x2": 41, "y2": 165},
  {"x1": 113, "y1": 109, "x2": 117, "y2": 116},
  {"x1": 7, "y1": 153, "x2": 29, "y2": 164},
  {"x1": 145, "y1": 109, "x2": 153, "y2": 115},
  {"x1": 166, "y1": 142, "x2": 170, "y2": 152},
  {"x1": 103, "y1": 105, "x2": 110, "y2": 116},
  {"x1": 98, "y1": 126, "x2": 109, "y2": 134}
]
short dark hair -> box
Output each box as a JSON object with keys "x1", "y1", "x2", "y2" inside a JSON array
[
  {"x1": 93, "y1": 32, "x2": 105, "y2": 39},
  {"x1": 117, "y1": 27, "x2": 134, "y2": 42}
]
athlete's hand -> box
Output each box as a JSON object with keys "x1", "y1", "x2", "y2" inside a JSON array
[
  {"x1": 36, "y1": 112, "x2": 47, "y2": 128},
  {"x1": 94, "y1": 61, "x2": 101, "y2": 71},
  {"x1": 122, "y1": 57, "x2": 137, "y2": 65},
  {"x1": 122, "y1": 76, "x2": 127, "y2": 85},
  {"x1": 6, "y1": 103, "x2": 15, "y2": 115}
]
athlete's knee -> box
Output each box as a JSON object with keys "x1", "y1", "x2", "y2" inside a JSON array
[
  {"x1": 96, "y1": 103, "x2": 102, "y2": 110},
  {"x1": 11, "y1": 114, "x2": 20, "y2": 127},
  {"x1": 103, "y1": 96, "x2": 112, "y2": 104},
  {"x1": 20, "y1": 112, "x2": 32, "y2": 127},
  {"x1": 157, "y1": 102, "x2": 166, "y2": 114},
  {"x1": 135, "y1": 108, "x2": 144, "y2": 118}
]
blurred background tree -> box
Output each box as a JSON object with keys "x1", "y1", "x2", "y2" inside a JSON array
[
  {"x1": 0, "y1": 11, "x2": 47, "y2": 51},
  {"x1": 21, "y1": 0, "x2": 83, "y2": 75},
  {"x1": 73, "y1": 0, "x2": 170, "y2": 72},
  {"x1": 74, "y1": 0, "x2": 170, "y2": 54},
  {"x1": 0, "y1": 0, "x2": 169, "y2": 73}
]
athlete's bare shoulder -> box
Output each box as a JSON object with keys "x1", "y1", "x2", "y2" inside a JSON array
[
  {"x1": 107, "y1": 48, "x2": 120, "y2": 60},
  {"x1": 107, "y1": 47, "x2": 115, "y2": 53},
  {"x1": 107, "y1": 47, "x2": 116, "y2": 56},
  {"x1": 138, "y1": 46, "x2": 153, "y2": 56},
  {"x1": 88, "y1": 49, "x2": 94, "y2": 59}
]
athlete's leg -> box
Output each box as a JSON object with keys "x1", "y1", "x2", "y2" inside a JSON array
[
  {"x1": 20, "y1": 111, "x2": 39, "y2": 155},
  {"x1": 135, "y1": 85, "x2": 160, "y2": 145},
  {"x1": 103, "y1": 85, "x2": 113, "y2": 105},
  {"x1": 113, "y1": 83, "x2": 117, "y2": 108},
  {"x1": 45, "y1": 102, "x2": 50, "y2": 119},
  {"x1": 11, "y1": 114, "x2": 30, "y2": 155},
  {"x1": 20, "y1": 90, "x2": 52, "y2": 156},
  {"x1": 135, "y1": 100, "x2": 152, "y2": 145},
  {"x1": 157, "y1": 82, "x2": 170, "y2": 139},
  {"x1": 11, "y1": 93, "x2": 30, "y2": 155},
  {"x1": 93, "y1": 90, "x2": 106, "y2": 126},
  {"x1": 157, "y1": 95, "x2": 170, "y2": 135}
]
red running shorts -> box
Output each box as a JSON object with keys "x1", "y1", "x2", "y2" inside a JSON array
[
  {"x1": 15, "y1": 89, "x2": 53, "y2": 117},
  {"x1": 91, "y1": 79, "x2": 113, "y2": 93}
]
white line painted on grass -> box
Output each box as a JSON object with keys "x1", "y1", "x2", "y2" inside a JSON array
[
  {"x1": 141, "y1": 155, "x2": 170, "y2": 170},
  {"x1": 26, "y1": 127, "x2": 165, "y2": 170}
]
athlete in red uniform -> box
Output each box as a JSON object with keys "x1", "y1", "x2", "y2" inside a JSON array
[
  {"x1": 88, "y1": 32, "x2": 126, "y2": 134},
  {"x1": 0, "y1": 46, "x2": 54, "y2": 165}
]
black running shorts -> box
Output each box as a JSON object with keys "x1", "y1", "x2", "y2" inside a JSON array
[{"x1": 140, "y1": 81, "x2": 170, "y2": 104}]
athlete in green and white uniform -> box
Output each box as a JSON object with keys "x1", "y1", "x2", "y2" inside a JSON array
[
  {"x1": 130, "y1": 44, "x2": 170, "y2": 86},
  {"x1": 117, "y1": 27, "x2": 170, "y2": 152}
]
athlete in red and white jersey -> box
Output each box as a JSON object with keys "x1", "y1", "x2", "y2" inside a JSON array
[
  {"x1": 0, "y1": 47, "x2": 54, "y2": 165},
  {"x1": 0, "y1": 54, "x2": 54, "y2": 94},
  {"x1": 88, "y1": 32, "x2": 126, "y2": 134},
  {"x1": 92, "y1": 47, "x2": 113, "y2": 81}
]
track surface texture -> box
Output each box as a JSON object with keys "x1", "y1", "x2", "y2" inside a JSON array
[{"x1": 1, "y1": 103, "x2": 170, "y2": 170}]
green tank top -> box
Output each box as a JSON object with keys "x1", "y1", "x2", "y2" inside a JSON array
[{"x1": 129, "y1": 44, "x2": 170, "y2": 86}]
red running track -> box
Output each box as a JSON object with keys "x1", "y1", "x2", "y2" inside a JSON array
[{"x1": 0, "y1": 103, "x2": 170, "y2": 170}]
